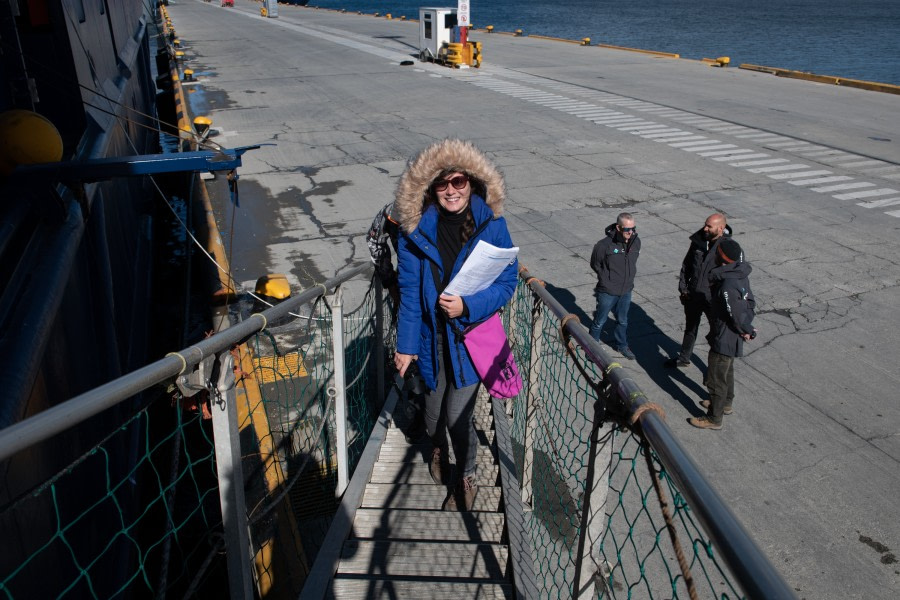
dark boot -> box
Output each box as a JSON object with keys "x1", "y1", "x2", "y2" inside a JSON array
[
  {"x1": 443, "y1": 475, "x2": 478, "y2": 511},
  {"x1": 429, "y1": 446, "x2": 450, "y2": 485},
  {"x1": 688, "y1": 416, "x2": 722, "y2": 430}
]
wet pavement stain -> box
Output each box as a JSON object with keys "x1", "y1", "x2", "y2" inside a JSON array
[
  {"x1": 181, "y1": 61, "x2": 235, "y2": 116},
  {"x1": 859, "y1": 534, "x2": 897, "y2": 564},
  {"x1": 186, "y1": 86, "x2": 236, "y2": 117},
  {"x1": 304, "y1": 180, "x2": 349, "y2": 198}
]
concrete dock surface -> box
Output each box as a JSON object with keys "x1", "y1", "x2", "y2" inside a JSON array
[{"x1": 168, "y1": 1, "x2": 900, "y2": 597}]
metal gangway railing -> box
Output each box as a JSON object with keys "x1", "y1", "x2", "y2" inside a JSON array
[
  {"x1": 0, "y1": 263, "x2": 384, "y2": 599},
  {"x1": 0, "y1": 262, "x2": 797, "y2": 599},
  {"x1": 501, "y1": 267, "x2": 796, "y2": 599}
]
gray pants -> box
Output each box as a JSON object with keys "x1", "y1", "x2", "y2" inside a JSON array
[
  {"x1": 424, "y1": 337, "x2": 480, "y2": 479},
  {"x1": 705, "y1": 350, "x2": 735, "y2": 423}
]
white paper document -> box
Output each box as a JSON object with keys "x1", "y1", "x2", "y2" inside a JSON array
[{"x1": 442, "y1": 240, "x2": 519, "y2": 297}]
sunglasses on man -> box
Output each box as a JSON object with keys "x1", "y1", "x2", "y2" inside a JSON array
[
  {"x1": 433, "y1": 174, "x2": 469, "y2": 192},
  {"x1": 619, "y1": 226, "x2": 636, "y2": 233}
]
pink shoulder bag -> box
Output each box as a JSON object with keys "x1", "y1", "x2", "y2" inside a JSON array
[{"x1": 462, "y1": 312, "x2": 523, "y2": 399}]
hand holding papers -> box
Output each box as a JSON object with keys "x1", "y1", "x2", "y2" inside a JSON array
[{"x1": 442, "y1": 240, "x2": 519, "y2": 297}]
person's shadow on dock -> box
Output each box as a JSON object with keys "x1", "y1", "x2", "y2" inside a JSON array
[
  {"x1": 543, "y1": 283, "x2": 591, "y2": 324},
  {"x1": 621, "y1": 303, "x2": 707, "y2": 418}
]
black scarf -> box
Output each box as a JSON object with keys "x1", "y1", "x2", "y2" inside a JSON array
[{"x1": 436, "y1": 206, "x2": 469, "y2": 289}]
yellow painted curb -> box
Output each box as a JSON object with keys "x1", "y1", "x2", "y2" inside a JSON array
[
  {"x1": 528, "y1": 34, "x2": 584, "y2": 45},
  {"x1": 596, "y1": 43, "x2": 679, "y2": 58},
  {"x1": 740, "y1": 63, "x2": 900, "y2": 95}
]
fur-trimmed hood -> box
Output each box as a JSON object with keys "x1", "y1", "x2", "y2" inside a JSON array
[{"x1": 394, "y1": 139, "x2": 507, "y2": 234}]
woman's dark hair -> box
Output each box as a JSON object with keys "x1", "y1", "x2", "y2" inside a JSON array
[{"x1": 428, "y1": 167, "x2": 483, "y2": 242}]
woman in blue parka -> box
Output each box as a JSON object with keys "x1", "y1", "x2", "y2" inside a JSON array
[{"x1": 392, "y1": 139, "x2": 517, "y2": 511}]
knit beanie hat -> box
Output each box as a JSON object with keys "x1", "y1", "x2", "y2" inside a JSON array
[{"x1": 717, "y1": 239, "x2": 743, "y2": 263}]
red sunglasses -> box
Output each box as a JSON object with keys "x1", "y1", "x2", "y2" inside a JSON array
[{"x1": 433, "y1": 174, "x2": 469, "y2": 192}]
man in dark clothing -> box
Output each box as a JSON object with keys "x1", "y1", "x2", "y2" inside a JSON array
[
  {"x1": 689, "y1": 239, "x2": 756, "y2": 430},
  {"x1": 665, "y1": 213, "x2": 733, "y2": 368},
  {"x1": 588, "y1": 212, "x2": 641, "y2": 360}
]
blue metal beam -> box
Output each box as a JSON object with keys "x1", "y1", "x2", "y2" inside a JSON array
[{"x1": 8, "y1": 145, "x2": 262, "y2": 182}]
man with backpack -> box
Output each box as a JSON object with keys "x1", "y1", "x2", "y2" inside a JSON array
[
  {"x1": 665, "y1": 213, "x2": 733, "y2": 369},
  {"x1": 689, "y1": 238, "x2": 757, "y2": 430}
]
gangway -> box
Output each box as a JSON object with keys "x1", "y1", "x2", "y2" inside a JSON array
[
  {"x1": 301, "y1": 383, "x2": 519, "y2": 598},
  {"x1": 0, "y1": 265, "x2": 798, "y2": 599}
]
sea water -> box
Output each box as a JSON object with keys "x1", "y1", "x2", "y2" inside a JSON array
[{"x1": 309, "y1": 0, "x2": 900, "y2": 85}]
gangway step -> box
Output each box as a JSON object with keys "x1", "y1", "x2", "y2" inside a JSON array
[
  {"x1": 376, "y1": 444, "x2": 498, "y2": 466},
  {"x1": 362, "y1": 482, "x2": 503, "y2": 511},
  {"x1": 351, "y1": 508, "x2": 506, "y2": 542},
  {"x1": 370, "y1": 462, "x2": 500, "y2": 485},
  {"x1": 334, "y1": 539, "x2": 510, "y2": 579},
  {"x1": 384, "y1": 428, "x2": 495, "y2": 445},
  {"x1": 328, "y1": 579, "x2": 513, "y2": 599},
  {"x1": 389, "y1": 411, "x2": 494, "y2": 430}
]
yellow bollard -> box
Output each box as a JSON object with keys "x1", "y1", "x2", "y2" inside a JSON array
[
  {"x1": 486, "y1": 25, "x2": 494, "y2": 33},
  {"x1": 514, "y1": 29, "x2": 524, "y2": 36},
  {"x1": 716, "y1": 56, "x2": 731, "y2": 67},
  {"x1": 193, "y1": 116, "x2": 212, "y2": 137},
  {"x1": 581, "y1": 37, "x2": 591, "y2": 46},
  {"x1": 183, "y1": 69, "x2": 194, "y2": 81}
]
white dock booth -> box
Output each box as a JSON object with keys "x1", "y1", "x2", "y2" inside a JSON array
[{"x1": 418, "y1": 7, "x2": 458, "y2": 60}]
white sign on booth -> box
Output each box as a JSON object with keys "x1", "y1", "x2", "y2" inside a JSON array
[{"x1": 457, "y1": 0, "x2": 470, "y2": 26}]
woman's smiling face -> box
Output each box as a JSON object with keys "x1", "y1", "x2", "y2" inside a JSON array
[{"x1": 434, "y1": 172, "x2": 471, "y2": 214}]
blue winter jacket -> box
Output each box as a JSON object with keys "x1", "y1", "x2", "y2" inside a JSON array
[{"x1": 396, "y1": 194, "x2": 518, "y2": 391}]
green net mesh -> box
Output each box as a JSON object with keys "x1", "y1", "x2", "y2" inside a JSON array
[
  {"x1": 506, "y1": 279, "x2": 743, "y2": 599},
  {"x1": 0, "y1": 277, "x2": 388, "y2": 599},
  {"x1": 2, "y1": 275, "x2": 748, "y2": 598}
]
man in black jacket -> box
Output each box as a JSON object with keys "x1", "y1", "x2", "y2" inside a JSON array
[
  {"x1": 588, "y1": 212, "x2": 641, "y2": 360},
  {"x1": 689, "y1": 239, "x2": 756, "y2": 430},
  {"x1": 665, "y1": 213, "x2": 732, "y2": 368}
]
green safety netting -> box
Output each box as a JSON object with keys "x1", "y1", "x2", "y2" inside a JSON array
[
  {"x1": 506, "y1": 279, "x2": 742, "y2": 599},
  {"x1": 2, "y1": 275, "x2": 745, "y2": 599},
  {"x1": 0, "y1": 278, "x2": 388, "y2": 599}
]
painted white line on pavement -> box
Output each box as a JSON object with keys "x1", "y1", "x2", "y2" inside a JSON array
[
  {"x1": 811, "y1": 181, "x2": 876, "y2": 193},
  {"x1": 834, "y1": 188, "x2": 898, "y2": 200}
]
